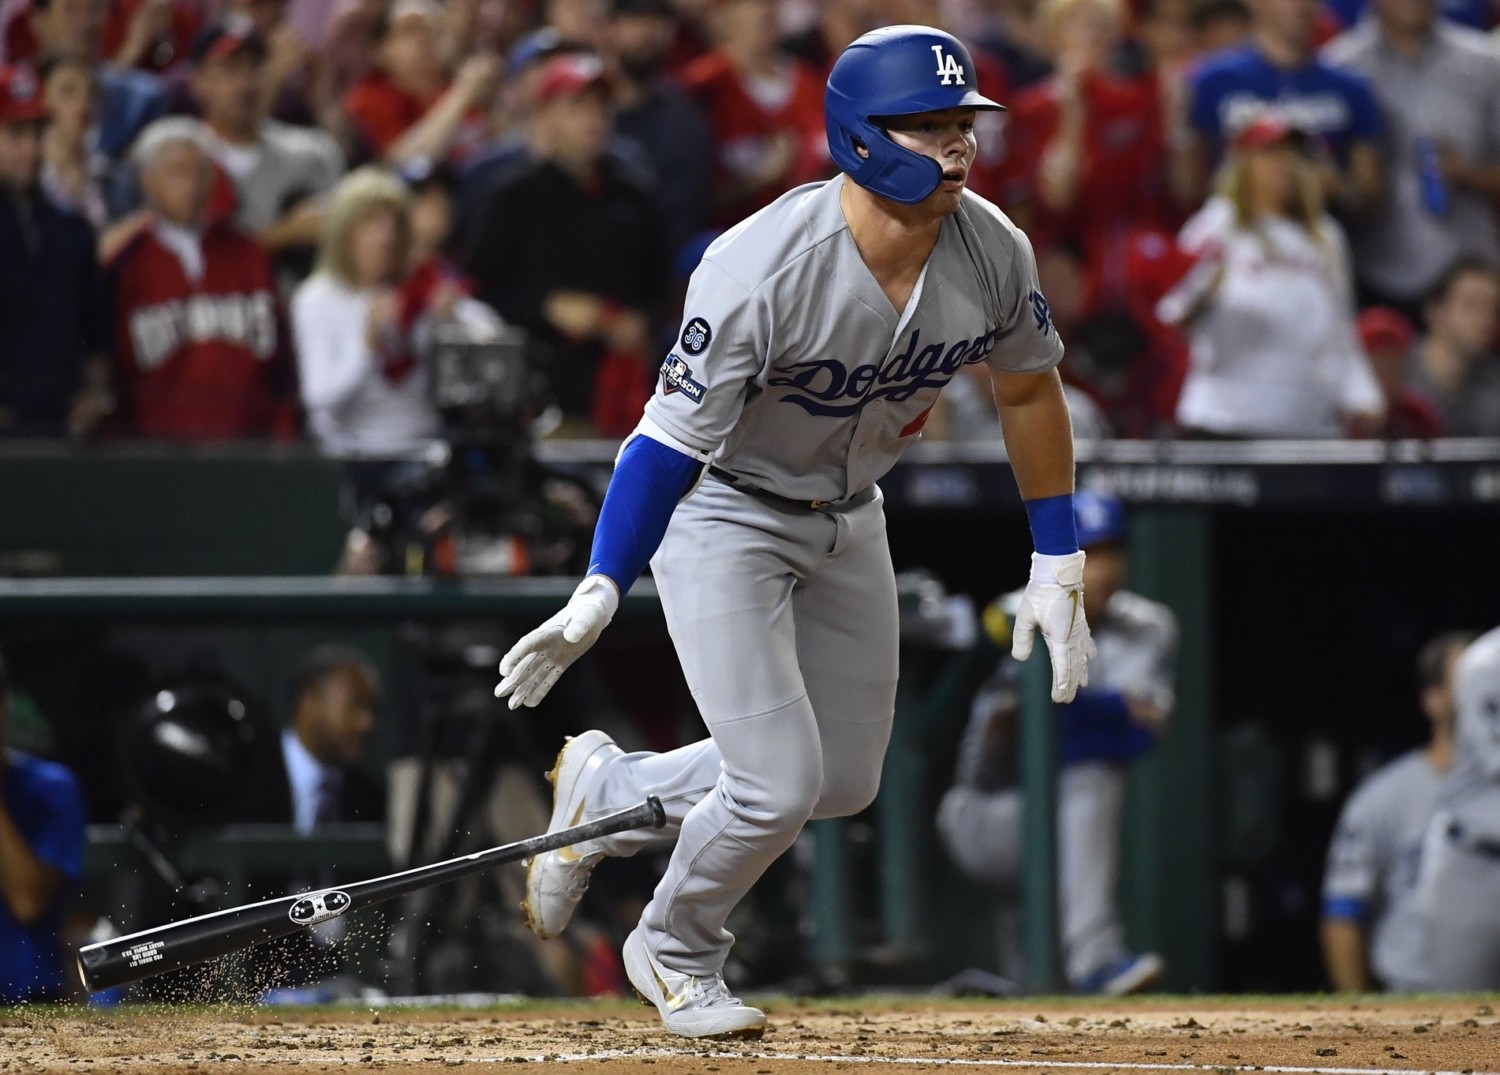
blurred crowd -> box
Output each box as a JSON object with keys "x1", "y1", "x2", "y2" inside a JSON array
[{"x1": 3, "y1": 0, "x2": 1500, "y2": 448}]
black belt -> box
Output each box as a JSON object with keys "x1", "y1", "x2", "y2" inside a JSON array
[{"x1": 708, "y1": 466, "x2": 843, "y2": 511}]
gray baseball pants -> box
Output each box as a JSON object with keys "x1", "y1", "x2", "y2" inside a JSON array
[
  {"x1": 936, "y1": 762, "x2": 1129, "y2": 985},
  {"x1": 583, "y1": 478, "x2": 899, "y2": 976}
]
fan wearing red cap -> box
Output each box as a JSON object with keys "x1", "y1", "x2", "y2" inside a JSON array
[
  {"x1": 1355, "y1": 306, "x2": 1442, "y2": 438},
  {"x1": 465, "y1": 50, "x2": 666, "y2": 436}
]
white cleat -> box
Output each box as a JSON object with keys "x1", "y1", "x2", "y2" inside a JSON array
[
  {"x1": 622, "y1": 927, "x2": 767, "y2": 1040},
  {"x1": 522, "y1": 730, "x2": 623, "y2": 939}
]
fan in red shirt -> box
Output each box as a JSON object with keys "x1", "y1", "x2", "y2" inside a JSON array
[
  {"x1": 110, "y1": 117, "x2": 291, "y2": 440},
  {"x1": 342, "y1": 0, "x2": 497, "y2": 167},
  {"x1": 679, "y1": 0, "x2": 828, "y2": 228},
  {"x1": 998, "y1": 0, "x2": 1175, "y2": 316}
]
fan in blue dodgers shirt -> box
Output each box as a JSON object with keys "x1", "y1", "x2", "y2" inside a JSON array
[
  {"x1": 0, "y1": 650, "x2": 86, "y2": 1005},
  {"x1": 1185, "y1": 0, "x2": 1382, "y2": 217}
]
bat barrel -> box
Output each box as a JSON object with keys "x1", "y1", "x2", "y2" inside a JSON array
[
  {"x1": 78, "y1": 897, "x2": 308, "y2": 992},
  {"x1": 77, "y1": 796, "x2": 665, "y2": 993}
]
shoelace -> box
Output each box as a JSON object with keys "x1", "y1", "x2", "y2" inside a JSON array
[{"x1": 683, "y1": 974, "x2": 743, "y2": 1009}]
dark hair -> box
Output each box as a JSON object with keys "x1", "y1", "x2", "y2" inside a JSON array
[
  {"x1": 1426, "y1": 255, "x2": 1500, "y2": 308},
  {"x1": 1417, "y1": 632, "x2": 1476, "y2": 692},
  {"x1": 1189, "y1": 0, "x2": 1250, "y2": 31},
  {"x1": 0, "y1": 648, "x2": 9, "y2": 702},
  {"x1": 292, "y1": 645, "x2": 378, "y2": 702}
]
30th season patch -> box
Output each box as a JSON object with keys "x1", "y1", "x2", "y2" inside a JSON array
[
  {"x1": 680, "y1": 317, "x2": 712, "y2": 355},
  {"x1": 661, "y1": 354, "x2": 706, "y2": 403}
]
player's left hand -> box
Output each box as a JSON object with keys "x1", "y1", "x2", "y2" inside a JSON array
[
  {"x1": 1011, "y1": 551, "x2": 1096, "y2": 703},
  {"x1": 495, "y1": 576, "x2": 619, "y2": 709}
]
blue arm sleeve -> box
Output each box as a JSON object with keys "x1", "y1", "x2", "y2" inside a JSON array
[
  {"x1": 586, "y1": 434, "x2": 704, "y2": 595},
  {"x1": 1058, "y1": 689, "x2": 1154, "y2": 766}
]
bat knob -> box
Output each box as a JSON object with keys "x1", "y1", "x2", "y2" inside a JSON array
[{"x1": 646, "y1": 795, "x2": 666, "y2": 828}]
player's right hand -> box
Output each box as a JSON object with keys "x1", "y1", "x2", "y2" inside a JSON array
[
  {"x1": 495, "y1": 575, "x2": 619, "y2": 710},
  {"x1": 1012, "y1": 551, "x2": 1096, "y2": 704}
]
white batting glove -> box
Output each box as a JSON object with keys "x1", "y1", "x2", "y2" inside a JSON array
[
  {"x1": 1011, "y1": 551, "x2": 1097, "y2": 703},
  {"x1": 495, "y1": 575, "x2": 619, "y2": 710}
]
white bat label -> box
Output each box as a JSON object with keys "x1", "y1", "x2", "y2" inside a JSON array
[
  {"x1": 288, "y1": 890, "x2": 353, "y2": 926},
  {"x1": 124, "y1": 941, "x2": 165, "y2": 968}
]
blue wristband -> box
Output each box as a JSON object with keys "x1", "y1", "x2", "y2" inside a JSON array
[{"x1": 1024, "y1": 493, "x2": 1078, "y2": 555}]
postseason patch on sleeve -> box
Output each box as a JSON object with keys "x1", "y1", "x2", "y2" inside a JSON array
[{"x1": 661, "y1": 354, "x2": 706, "y2": 403}]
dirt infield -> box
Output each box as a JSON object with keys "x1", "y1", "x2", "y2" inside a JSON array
[{"x1": 3, "y1": 996, "x2": 1498, "y2": 1074}]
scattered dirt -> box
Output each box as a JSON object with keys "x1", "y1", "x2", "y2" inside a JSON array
[{"x1": 2, "y1": 995, "x2": 1498, "y2": 1074}]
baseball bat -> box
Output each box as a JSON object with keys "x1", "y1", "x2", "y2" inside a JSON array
[{"x1": 78, "y1": 796, "x2": 666, "y2": 992}]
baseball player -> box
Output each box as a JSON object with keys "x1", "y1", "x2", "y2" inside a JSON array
[
  {"x1": 1412, "y1": 626, "x2": 1500, "y2": 990},
  {"x1": 937, "y1": 491, "x2": 1174, "y2": 995},
  {"x1": 494, "y1": 25, "x2": 1094, "y2": 1039},
  {"x1": 1319, "y1": 631, "x2": 1471, "y2": 992}
]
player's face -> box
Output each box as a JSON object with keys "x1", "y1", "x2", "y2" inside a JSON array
[
  {"x1": 1422, "y1": 649, "x2": 1464, "y2": 733},
  {"x1": 881, "y1": 108, "x2": 978, "y2": 214}
]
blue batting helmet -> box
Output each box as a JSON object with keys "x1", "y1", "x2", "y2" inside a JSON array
[
  {"x1": 1074, "y1": 490, "x2": 1128, "y2": 548},
  {"x1": 825, "y1": 25, "x2": 1005, "y2": 205}
]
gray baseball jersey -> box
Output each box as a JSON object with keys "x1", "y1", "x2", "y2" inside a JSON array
[
  {"x1": 644, "y1": 179, "x2": 1063, "y2": 501},
  {"x1": 1419, "y1": 626, "x2": 1500, "y2": 989},
  {"x1": 1322, "y1": 749, "x2": 1444, "y2": 991},
  {"x1": 573, "y1": 178, "x2": 1063, "y2": 978}
]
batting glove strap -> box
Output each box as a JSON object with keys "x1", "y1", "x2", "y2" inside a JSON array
[
  {"x1": 494, "y1": 575, "x2": 619, "y2": 710},
  {"x1": 1012, "y1": 551, "x2": 1097, "y2": 704}
]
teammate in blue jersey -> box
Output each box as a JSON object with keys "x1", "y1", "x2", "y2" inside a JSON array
[{"x1": 494, "y1": 25, "x2": 1095, "y2": 1039}]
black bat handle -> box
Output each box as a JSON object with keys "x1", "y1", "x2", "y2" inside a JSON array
[{"x1": 78, "y1": 796, "x2": 665, "y2": 992}]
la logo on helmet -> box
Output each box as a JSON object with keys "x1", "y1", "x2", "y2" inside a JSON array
[{"x1": 931, "y1": 45, "x2": 965, "y2": 86}]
